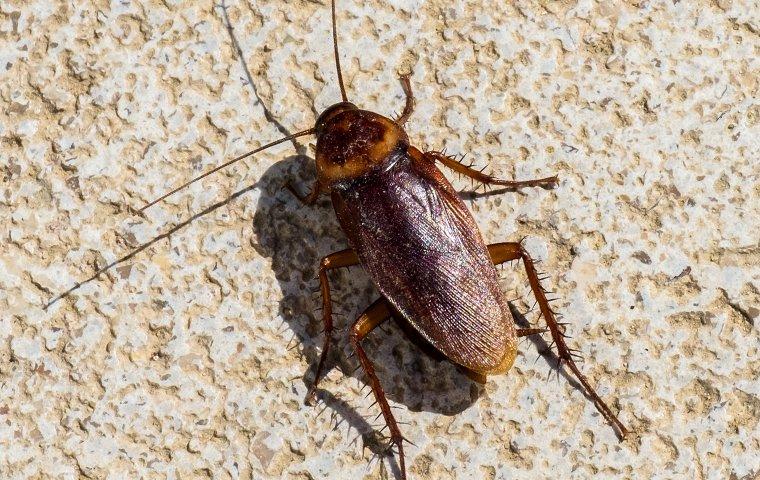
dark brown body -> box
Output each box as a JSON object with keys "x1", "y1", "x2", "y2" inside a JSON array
[{"x1": 329, "y1": 129, "x2": 518, "y2": 375}]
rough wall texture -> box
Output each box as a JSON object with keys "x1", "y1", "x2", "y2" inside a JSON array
[{"x1": 1, "y1": 0, "x2": 758, "y2": 479}]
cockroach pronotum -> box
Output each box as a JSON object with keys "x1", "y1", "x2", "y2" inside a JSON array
[{"x1": 47, "y1": 1, "x2": 629, "y2": 478}]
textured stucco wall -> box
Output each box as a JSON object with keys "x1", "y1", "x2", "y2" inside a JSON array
[{"x1": 1, "y1": 1, "x2": 759, "y2": 479}]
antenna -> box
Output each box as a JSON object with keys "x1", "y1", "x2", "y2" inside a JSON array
[
  {"x1": 139, "y1": 128, "x2": 314, "y2": 212},
  {"x1": 332, "y1": 0, "x2": 348, "y2": 102}
]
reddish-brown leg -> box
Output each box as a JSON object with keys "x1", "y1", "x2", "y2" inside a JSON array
[
  {"x1": 349, "y1": 298, "x2": 408, "y2": 480},
  {"x1": 305, "y1": 248, "x2": 360, "y2": 405},
  {"x1": 487, "y1": 241, "x2": 629, "y2": 439},
  {"x1": 516, "y1": 327, "x2": 547, "y2": 337},
  {"x1": 284, "y1": 181, "x2": 321, "y2": 205},
  {"x1": 395, "y1": 73, "x2": 415, "y2": 127},
  {"x1": 425, "y1": 150, "x2": 558, "y2": 190}
]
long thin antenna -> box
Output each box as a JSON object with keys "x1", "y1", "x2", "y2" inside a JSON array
[
  {"x1": 332, "y1": 0, "x2": 348, "y2": 102},
  {"x1": 139, "y1": 128, "x2": 314, "y2": 212},
  {"x1": 44, "y1": 181, "x2": 259, "y2": 310}
]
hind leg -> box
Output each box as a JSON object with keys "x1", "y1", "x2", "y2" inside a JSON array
[
  {"x1": 348, "y1": 298, "x2": 409, "y2": 479},
  {"x1": 305, "y1": 248, "x2": 360, "y2": 405},
  {"x1": 487, "y1": 241, "x2": 629, "y2": 439}
]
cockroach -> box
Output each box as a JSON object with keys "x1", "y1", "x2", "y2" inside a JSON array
[{"x1": 49, "y1": 1, "x2": 629, "y2": 478}]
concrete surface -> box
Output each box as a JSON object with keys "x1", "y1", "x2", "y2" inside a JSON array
[{"x1": 1, "y1": 0, "x2": 758, "y2": 479}]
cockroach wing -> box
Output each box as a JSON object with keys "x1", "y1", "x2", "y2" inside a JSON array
[{"x1": 331, "y1": 149, "x2": 516, "y2": 373}]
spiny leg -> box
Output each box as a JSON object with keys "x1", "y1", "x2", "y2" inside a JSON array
[
  {"x1": 487, "y1": 241, "x2": 629, "y2": 439},
  {"x1": 395, "y1": 73, "x2": 415, "y2": 127},
  {"x1": 349, "y1": 298, "x2": 409, "y2": 480},
  {"x1": 305, "y1": 248, "x2": 360, "y2": 405},
  {"x1": 424, "y1": 150, "x2": 558, "y2": 190},
  {"x1": 516, "y1": 327, "x2": 548, "y2": 337}
]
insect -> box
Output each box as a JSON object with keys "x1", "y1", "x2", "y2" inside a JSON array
[{"x1": 50, "y1": 1, "x2": 628, "y2": 478}]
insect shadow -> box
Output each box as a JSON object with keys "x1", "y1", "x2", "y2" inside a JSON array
[
  {"x1": 250, "y1": 155, "x2": 484, "y2": 425},
  {"x1": 43, "y1": 153, "x2": 480, "y2": 429}
]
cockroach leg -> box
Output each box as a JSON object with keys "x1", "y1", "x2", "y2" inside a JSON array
[
  {"x1": 487, "y1": 242, "x2": 629, "y2": 440},
  {"x1": 516, "y1": 327, "x2": 548, "y2": 337},
  {"x1": 305, "y1": 248, "x2": 360, "y2": 406},
  {"x1": 284, "y1": 181, "x2": 321, "y2": 206},
  {"x1": 395, "y1": 73, "x2": 415, "y2": 127},
  {"x1": 348, "y1": 298, "x2": 408, "y2": 480},
  {"x1": 423, "y1": 150, "x2": 559, "y2": 190}
]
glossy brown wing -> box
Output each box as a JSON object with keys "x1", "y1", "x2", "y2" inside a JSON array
[{"x1": 331, "y1": 146, "x2": 517, "y2": 373}]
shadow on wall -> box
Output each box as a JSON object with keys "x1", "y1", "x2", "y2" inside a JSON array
[{"x1": 42, "y1": 151, "x2": 482, "y2": 460}]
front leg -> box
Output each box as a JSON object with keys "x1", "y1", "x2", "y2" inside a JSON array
[
  {"x1": 395, "y1": 73, "x2": 415, "y2": 127},
  {"x1": 284, "y1": 180, "x2": 322, "y2": 206},
  {"x1": 424, "y1": 149, "x2": 558, "y2": 190},
  {"x1": 305, "y1": 248, "x2": 360, "y2": 405}
]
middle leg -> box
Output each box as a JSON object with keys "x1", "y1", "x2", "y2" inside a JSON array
[
  {"x1": 305, "y1": 248, "x2": 360, "y2": 405},
  {"x1": 487, "y1": 241, "x2": 629, "y2": 439}
]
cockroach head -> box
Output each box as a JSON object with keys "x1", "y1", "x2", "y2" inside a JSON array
[
  {"x1": 315, "y1": 102, "x2": 358, "y2": 134},
  {"x1": 314, "y1": 106, "x2": 408, "y2": 189}
]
